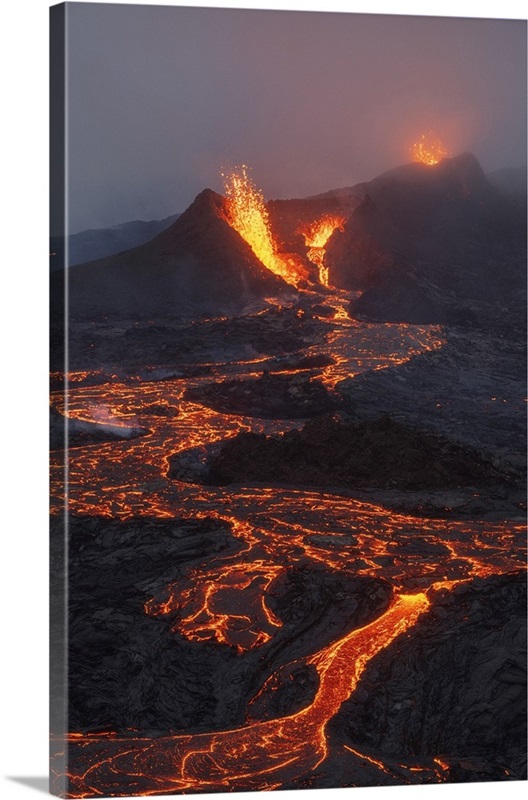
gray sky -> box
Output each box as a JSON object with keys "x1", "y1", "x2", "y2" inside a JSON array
[{"x1": 64, "y1": 2, "x2": 527, "y2": 233}]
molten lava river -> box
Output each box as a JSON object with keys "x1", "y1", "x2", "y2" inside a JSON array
[{"x1": 50, "y1": 297, "x2": 525, "y2": 797}]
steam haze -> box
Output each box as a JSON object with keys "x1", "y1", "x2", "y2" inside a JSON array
[{"x1": 64, "y1": 3, "x2": 527, "y2": 234}]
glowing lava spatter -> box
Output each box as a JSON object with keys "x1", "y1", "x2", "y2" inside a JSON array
[
  {"x1": 411, "y1": 133, "x2": 449, "y2": 166},
  {"x1": 300, "y1": 216, "x2": 346, "y2": 286},
  {"x1": 222, "y1": 165, "x2": 303, "y2": 287}
]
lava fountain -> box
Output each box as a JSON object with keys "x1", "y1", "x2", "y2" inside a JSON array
[
  {"x1": 411, "y1": 133, "x2": 450, "y2": 166},
  {"x1": 222, "y1": 164, "x2": 304, "y2": 287},
  {"x1": 301, "y1": 216, "x2": 346, "y2": 286}
]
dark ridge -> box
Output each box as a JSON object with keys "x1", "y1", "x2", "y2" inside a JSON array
[
  {"x1": 323, "y1": 154, "x2": 526, "y2": 324},
  {"x1": 207, "y1": 414, "x2": 516, "y2": 491},
  {"x1": 50, "y1": 188, "x2": 293, "y2": 319}
]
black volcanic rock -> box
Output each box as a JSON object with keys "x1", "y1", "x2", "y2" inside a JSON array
[
  {"x1": 53, "y1": 515, "x2": 393, "y2": 738},
  {"x1": 336, "y1": 325, "x2": 527, "y2": 475},
  {"x1": 207, "y1": 414, "x2": 513, "y2": 490},
  {"x1": 50, "y1": 189, "x2": 293, "y2": 318},
  {"x1": 349, "y1": 266, "x2": 479, "y2": 325},
  {"x1": 51, "y1": 515, "x2": 241, "y2": 735},
  {"x1": 183, "y1": 371, "x2": 334, "y2": 419},
  {"x1": 246, "y1": 569, "x2": 392, "y2": 723},
  {"x1": 326, "y1": 572, "x2": 527, "y2": 781},
  {"x1": 324, "y1": 154, "x2": 526, "y2": 323}
]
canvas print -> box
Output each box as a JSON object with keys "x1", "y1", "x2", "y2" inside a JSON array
[{"x1": 49, "y1": 2, "x2": 527, "y2": 797}]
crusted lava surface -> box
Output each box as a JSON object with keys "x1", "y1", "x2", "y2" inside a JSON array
[
  {"x1": 184, "y1": 371, "x2": 334, "y2": 420},
  {"x1": 52, "y1": 515, "x2": 392, "y2": 736},
  {"x1": 206, "y1": 414, "x2": 517, "y2": 491},
  {"x1": 321, "y1": 572, "x2": 527, "y2": 785},
  {"x1": 50, "y1": 153, "x2": 526, "y2": 796}
]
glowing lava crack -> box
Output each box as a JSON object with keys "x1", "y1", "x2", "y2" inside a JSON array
[
  {"x1": 49, "y1": 280, "x2": 524, "y2": 796},
  {"x1": 55, "y1": 592, "x2": 431, "y2": 796}
]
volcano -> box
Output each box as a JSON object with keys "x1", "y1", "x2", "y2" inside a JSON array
[
  {"x1": 51, "y1": 189, "x2": 293, "y2": 318},
  {"x1": 50, "y1": 154, "x2": 525, "y2": 324},
  {"x1": 50, "y1": 157, "x2": 527, "y2": 797},
  {"x1": 323, "y1": 153, "x2": 527, "y2": 324}
]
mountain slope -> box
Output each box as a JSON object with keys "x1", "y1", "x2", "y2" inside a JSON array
[
  {"x1": 51, "y1": 189, "x2": 292, "y2": 317},
  {"x1": 50, "y1": 214, "x2": 180, "y2": 271},
  {"x1": 324, "y1": 154, "x2": 526, "y2": 324},
  {"x1": 487, "y1": 166, "x2": 527, "y2": 200}
]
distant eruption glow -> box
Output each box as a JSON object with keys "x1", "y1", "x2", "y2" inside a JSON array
[
  {"x1": 412, "y1": 133, "x2": 449, "y2": 166},
  {"x1": 222, "y1": 165, "x2": 302, "y2": 287}
]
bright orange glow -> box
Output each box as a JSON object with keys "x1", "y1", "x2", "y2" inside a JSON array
[
  {"x1": 411, "y1": 133, "x2": 449, "y2": 166},
  {"x1": 53, "y1": 592, "x2": 432, "y2": 796},
  {"x1": 343, "y1": 744, "x2": 395, "y2": 776},
  {"x1": 222, "y1": 165, "x2": 304, "y2": 287},
  {"x1": 49, "y1": 299, "x2": 526, "y2": 795},
  {"x1": 300, "y1": 216, "x2": 346, "y2": 286},
  {"x1": 146, "y1": 558, "x2": 284, "y2": 652}
]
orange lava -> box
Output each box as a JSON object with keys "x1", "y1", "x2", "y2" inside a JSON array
[
  {"x1": 222, "y1": 165, "x2": 305, "y2": 287},
  {"x1": 49, "y1": 306, "x2": 525, "y2": 797},
  {"x1": 54, "y1": 592, "x2": 431, "y2": 796},
  {"x1": 300, "y1": 216, "x2": 346, "y2": 286},
  {"x1": 146, "y1": 557, "x2": 284, "y2": 651},
  {"x1": 343, "y1": 744, "x2": 397, "y2": 777},
  {"x1": 411, "y1": 133, "x2": 449, "y2": 166}
]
